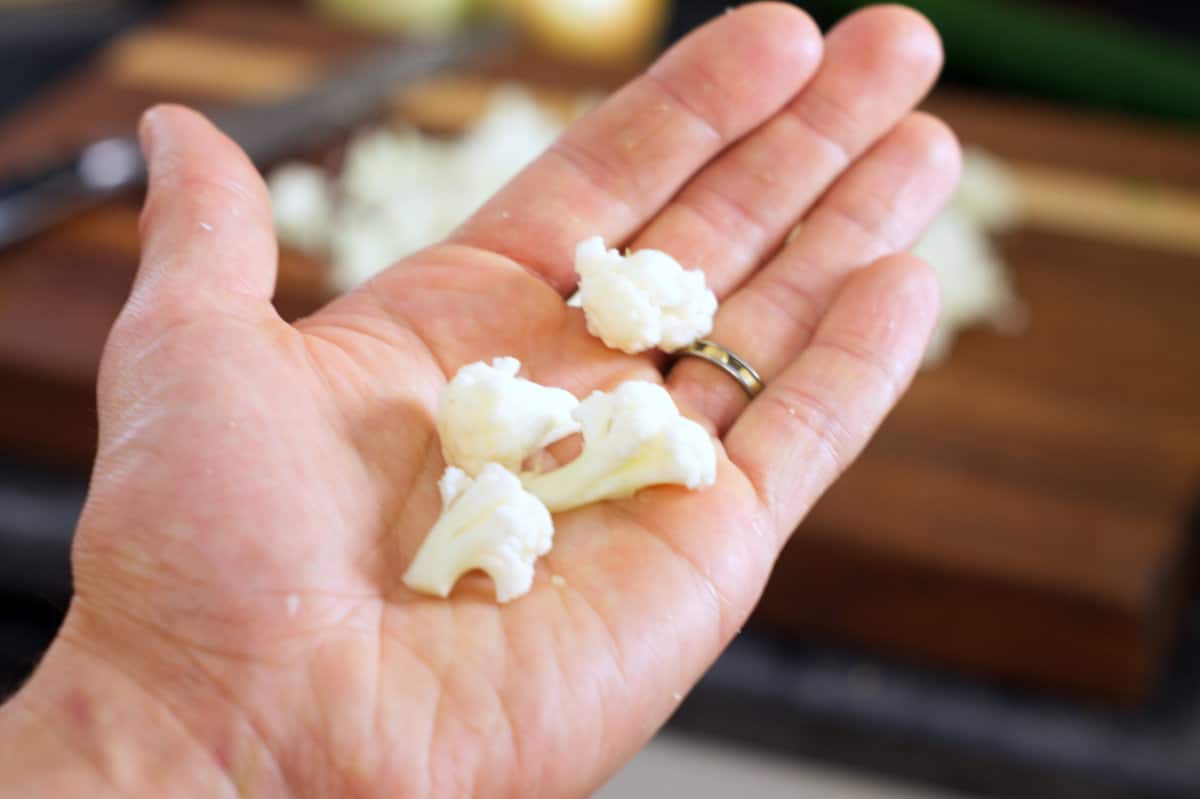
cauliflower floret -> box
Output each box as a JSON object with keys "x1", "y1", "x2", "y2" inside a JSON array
[
  {"x1": 956, "y1": 147, "x2": 1022, "y2": 231},
  {"x1": 403, "y1": 463, "x2": 554, "y2": 603},
  {"x1": 323, "y1": 90, "x2": 565, "y2": 289},
  {"x1": 438, "y1": 357, "x2": 581, "y2": 476},
  {"x1": 267, "y1": 163, "x2": 333, "y2": 254},
  {"x1": 574, "y1": 236, "x2": 716, "y2": 354},
  {"x1": 915, "y1": 206, "x2": 1024, "y2": 365},
  {"x1": 339, "y1": 128, "x2": 453, "y2": 209},
  {"x1": 521, "y1": 380, "x2": 716, "y2": 513},
  {"x1": 449, "y1": 84, "x2": 565, "y2": 218},
  {"x1": 914, "y1": 149, "x2": 1026, "y2": 366}
]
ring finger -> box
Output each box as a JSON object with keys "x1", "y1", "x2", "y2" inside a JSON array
[{"x1": 670, "y1": 111, "x2": 961, "y2": 434}]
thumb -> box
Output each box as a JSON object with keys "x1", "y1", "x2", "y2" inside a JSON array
[
  {"x1": 124, "y1": 104, "x2": 279, "y2": 331},
  {"x1": 94, "y1": 105, "x2": 282, "y2": 445}
]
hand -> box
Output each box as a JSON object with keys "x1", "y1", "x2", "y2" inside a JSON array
[{"x1": 0, "y1": 4, "x2": 958, "y2": 797}]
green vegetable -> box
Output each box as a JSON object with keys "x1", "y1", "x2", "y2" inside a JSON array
[{"x1": 801, "y1": 0, "x2": 1200, "y2": 124}]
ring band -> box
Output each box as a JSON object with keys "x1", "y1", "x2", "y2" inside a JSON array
[{"x1": 678, "y1": 340, "x2": 766, "y2": 398}]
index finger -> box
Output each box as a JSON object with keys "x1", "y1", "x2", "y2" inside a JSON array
[{"x1": 450, "y1": 2, "x2": 822, "y2": 294}]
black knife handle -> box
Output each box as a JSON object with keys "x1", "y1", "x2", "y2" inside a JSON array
[{"x1": 0, "y1": 135, "x2": 144, "y2": 250}]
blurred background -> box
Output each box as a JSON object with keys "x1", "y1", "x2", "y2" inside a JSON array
[{"x1": 0, "y1": 1, "x2": 1197, "y2": 796}]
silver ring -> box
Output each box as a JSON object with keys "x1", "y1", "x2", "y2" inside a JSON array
[{"x1": 678, "y1": 340, "x2": 766, "y2": 398}]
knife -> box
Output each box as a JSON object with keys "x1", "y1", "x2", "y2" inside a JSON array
[{"x1": 0, "y1": 24, "x2": 506, "y2": 250}]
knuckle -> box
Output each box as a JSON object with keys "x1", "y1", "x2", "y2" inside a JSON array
[
  {"x1": 677, "y1": 179, "x2": 772, "y2": 254},
  {"x1": 744, "y1": 272, "x2": 822, "y2": 346},
  {"x1": 817, "y1": 192, "x2": 896, "y2": 256},
  {"x1": 550, "y1": 137, "x2": 636, "y2": 205},
  {"x1": 813, "y1": 335, "x2": 903, "y2": 401},
  {"x1": 785, "y1": 88, "x2": 857, "y2": 167},
  {"x1": 143, "y1": 167, "x2": 269, "y2": 238},
  {"x1": 764, "y1": 382, "x2": 853, "y2": 470},
  {"x1": 643, "y1": 69, "x2": 725, "y2": 142}
]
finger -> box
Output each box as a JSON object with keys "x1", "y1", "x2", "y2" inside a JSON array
[
  {"x1": 450, "y1": 3, "x2": 823, "y2": 294},
  {"x1": 670, "y1": 112, "x2": 960, "y2": 434},
  {"x1": 124, "y1": 104, "x2": 279, "y2": 332},
  {"x1": 633, "y1": 4, "x2": 943, "y2": 296},
  {"x1": 725, "y1": 253, "x2": 939, "y2": 537}
]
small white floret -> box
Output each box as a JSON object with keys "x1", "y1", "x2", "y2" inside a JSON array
[
  {"x1": 438, "y1": 357, "x2": 580, "y2": 476},
  {"x1": 574, "y1": 236, "x2": 716, "y2": 354},
  {"x1": 403, "y1": 464, "x2": 554, "y2": 603},
  {"x1": 522, "y1": 380, "x2": 716, "y2": 513},
  {"x1": 267, "y1": 163, "x2": 333, "y2": 254}
]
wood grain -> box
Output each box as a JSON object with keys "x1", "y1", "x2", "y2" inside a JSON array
[
  {"x1": 757, "y1": 157, "x2": 1200, "y2": 702},
  {"x1": 1012, "y1": 162, "x2": 1200, "y2": 258},
  {"x1": 0, "y1": 2, "x2": 1197, "y2": 705},
  {"x1": 104, "y1": 29, "x2": 323, "y2": 101}
]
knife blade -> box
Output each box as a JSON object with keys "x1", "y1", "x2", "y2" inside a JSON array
[{"x1": 0, "y1": 24, "x2": 506, "y2": 250}]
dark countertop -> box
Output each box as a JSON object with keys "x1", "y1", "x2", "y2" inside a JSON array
[{"x1": 676, "y1": 618, "x2": 1200, "y2": 799}]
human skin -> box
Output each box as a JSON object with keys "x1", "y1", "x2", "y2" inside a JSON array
[{"x1": 0, "y1": 4, "x2": 959, "y2": 797}]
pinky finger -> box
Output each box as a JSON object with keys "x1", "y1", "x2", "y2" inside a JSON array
[{"x1": 723, "y1": 253, "x2": 940, "y2": 539}]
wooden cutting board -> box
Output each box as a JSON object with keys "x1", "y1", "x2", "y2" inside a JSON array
[{"x1": 1, "y1": 2, "x2": 1197, "y2": 705}]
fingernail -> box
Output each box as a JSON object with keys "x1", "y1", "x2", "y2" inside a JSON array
[{"x1": 138, "y1": 106, "x2": 170, "y2": 167}]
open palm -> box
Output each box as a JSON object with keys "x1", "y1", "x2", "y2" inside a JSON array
[{"x1": 34, "y1": 5, "x2": 959, "y2": 797}]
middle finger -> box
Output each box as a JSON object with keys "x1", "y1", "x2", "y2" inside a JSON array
[{"x1": 630, "y1": 5, "x2": 945, "y2": 297}]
